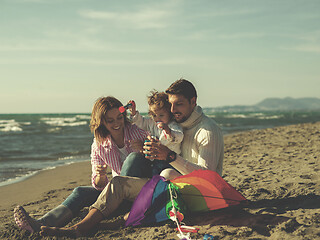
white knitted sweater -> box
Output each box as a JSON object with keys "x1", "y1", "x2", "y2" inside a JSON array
[{"x1": 171, "y1": 106, "x2": 224, "y2": 176}]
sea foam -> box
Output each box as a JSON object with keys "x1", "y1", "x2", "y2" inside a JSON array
[
  {"x1": 41, "y1": 117, "x2": 88, "y2": 127},
  {"x1": 0, "y1": 120, "x2": 23, "y2": 132}
]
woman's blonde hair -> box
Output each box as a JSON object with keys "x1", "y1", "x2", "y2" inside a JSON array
[{"x1": 90, "y1": 96, "x2": 129, "y2": 145}]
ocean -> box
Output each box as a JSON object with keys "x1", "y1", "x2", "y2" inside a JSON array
[{"x1": 1, "y1": 111, "x2": 319, "y2": 187}]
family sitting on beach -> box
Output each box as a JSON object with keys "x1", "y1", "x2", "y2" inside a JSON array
[{"x1": 13, "y1": 79, "x2": 224, "y2": 237}]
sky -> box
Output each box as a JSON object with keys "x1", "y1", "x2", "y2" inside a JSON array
[{"x1": 0, "y1": 0, "x2": 319, "y2": 113}]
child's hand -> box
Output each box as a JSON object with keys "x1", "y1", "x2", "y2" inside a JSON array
[
  {"x1": 157, "y1": 122, "x2": 171, "y2": 135},
  {"x1": 128, "y1": 100, "x2": 136, "y2": 116}
]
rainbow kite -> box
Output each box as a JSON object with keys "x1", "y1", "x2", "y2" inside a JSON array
[{"x1": 125, "y1": 170, "x2": 247, "y2": 228}]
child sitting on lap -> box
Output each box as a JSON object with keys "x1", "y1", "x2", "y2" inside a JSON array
[{"x1": 128, "y1": 90, "x2": 183, "y2": 176}]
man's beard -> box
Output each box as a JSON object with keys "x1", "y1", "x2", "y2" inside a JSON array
[{"x1": 174, "y1": 113, "x2": 187, "y2": 123}]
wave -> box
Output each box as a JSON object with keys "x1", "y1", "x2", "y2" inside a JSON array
[
  {"x1": 76, "y1": 114, "x2": 91, "y2": 120},
  {"x1": 46, "y1": 127, "x2": 62, "y2": 133},
  {"x1": 0, "y1": 119, "x2": 23, "y2": 132},
  {"x1": 224, "y1": 114, "x2": 248, "y2": 118},
  {"x1": 0, "y1": 150, "x2": 90, "y2": 163},
  {"x1": 256, "y1": 115, "x2": 282, "y2": 120},
  {"x1": 209, "y1": 112, "x2": 284, "y2": 120},
  {"x1": 0, "y1": 170, "x2": 39, "y2": 187},
  {"x1": 40, "y1": 116, "x2": 89, "y2": 127},
  {"x1": 0, "y1": 157, "x2": 90, "y2": 187}
]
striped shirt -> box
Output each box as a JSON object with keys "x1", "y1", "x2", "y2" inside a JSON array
[{"x1": 91, "y1": 123, "x2": 148, "y2": 190}]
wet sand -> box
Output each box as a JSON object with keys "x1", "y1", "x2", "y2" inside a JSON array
[{"x1": 0, "y1": 122, "x2": 319, "y2": 239}]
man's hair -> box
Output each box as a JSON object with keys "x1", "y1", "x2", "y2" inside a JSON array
[
  {"x1": 165, "y1": 78, "x2": 197, "y2": 101},
  {"x1": 147, "y1": 90, "x2": 172, "y2": 116},
  {"x1": 90, "y1": 96, "x2": 129, "y2": 145}
]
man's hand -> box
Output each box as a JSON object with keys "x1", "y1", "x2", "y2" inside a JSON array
[{"x1": 143, "y1": 136, "x2": 171, "y2": 160}]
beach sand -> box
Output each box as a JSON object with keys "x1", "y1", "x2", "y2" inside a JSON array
[{"x1": 0, "y1": 122, "x2": 319, "y2": 239}]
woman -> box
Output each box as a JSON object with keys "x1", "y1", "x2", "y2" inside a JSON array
[{"x1": 14, "y1": 96, "x2": 153, "y2": 233}]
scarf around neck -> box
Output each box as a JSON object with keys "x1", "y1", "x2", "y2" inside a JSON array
[{"x1": 180, "y1": 105, "x2": 204, "y2": 130}]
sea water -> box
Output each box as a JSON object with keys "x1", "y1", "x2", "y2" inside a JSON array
[
  {"x1": 0, "y1": 111, "x2": 319, "y2": 186},
  {"x1": 0, "y1": 113, "x2": 92, "y2": 186}
]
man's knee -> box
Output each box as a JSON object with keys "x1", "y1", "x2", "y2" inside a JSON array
[
  {"x1": 109, "y1": 176, "x2": 147, "y2": 201},
  {"x1": 160, "y1": 169, "x2": 182, "y2": 180},
  {"x1": 110, "y1": 176, "x2": 122, "y2": 186},
  {"x1": 109, "y1": 176, "x2": 131, "y2": 200}
]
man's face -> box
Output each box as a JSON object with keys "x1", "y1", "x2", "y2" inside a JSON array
[{"x1": 168, "y1": 94, "x2": 196, "y2": 123}]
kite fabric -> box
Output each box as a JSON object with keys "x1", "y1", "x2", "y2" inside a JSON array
[
  {"x1": 125, "y1": 175, "x2": 187, "y2": 227},
  {"x1": 125, "y1": 169, "x2": 247, "y2": 227}
]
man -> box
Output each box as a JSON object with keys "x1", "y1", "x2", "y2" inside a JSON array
[
  {"x1": 144, "y1": 78, "x2": 224, "y2": 179},
  {"x1": 39, "y1": 79, "x2": 224, "y2": 237}
]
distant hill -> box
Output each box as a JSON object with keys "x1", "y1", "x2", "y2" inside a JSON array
[
  {"x1": 205, "y1": 97, "x2": 320, "y2": 112},
  {"x1": 255, "y1": 97, "x2": 320, "y2": 111}
]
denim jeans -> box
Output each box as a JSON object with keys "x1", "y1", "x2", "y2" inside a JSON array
[
  {"x1": 120, "y1": 152, "x2": 153, "y2": 178},
  {"x1": 62, "y1": 152, "x2": 153, "y2": 216},
  {"x1": 121, "y1": 152, "x2": 173, "y2": 177},
  {"x1": 151, "y1": 159, "x2": 172, "y2": 176},
  {"x1": 62, "y1": 186, "x2": 101, "y2": 215}
]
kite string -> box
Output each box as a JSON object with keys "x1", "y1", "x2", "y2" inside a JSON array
[
  {"x1": 168, "y1": 183, "x2": 192, "y2": 240},
  {"x1": 182, "y1": 193, "x2": 244, "y2": 202}
]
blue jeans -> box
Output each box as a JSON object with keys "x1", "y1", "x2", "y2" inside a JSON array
[
  {"x1": 62, "y1": 152, "x2": 153, "y2": 216},
  {"x1": 151, "y1": 159, "x2": 172, "y2": 176},
  {"x1": 120, "y1": 152, "x2": 153, "y2": 178},
  {"x1": 121, "y1": 152, "x2": 173, "y2": 177},
  {"x1": 62, "y1": 186, "x2": 101, "y2": 215}
]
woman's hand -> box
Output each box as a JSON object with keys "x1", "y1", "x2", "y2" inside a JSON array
[
  {"x1": 95, "y1": 164, "x2": 108, "y2": 176},
  {"x1": 143, "y1": 136, "x2": 171, "y2": 160},
  {"x1": 129, "y1": 139, "x2": 144, "y2": 153},
  {"x1": 95, "y1": 165, "x2": 108, "y2": 188}
]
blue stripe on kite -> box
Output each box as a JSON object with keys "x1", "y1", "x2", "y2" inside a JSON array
[
  {"x1": 152, "y1": 179, "x2": 169, "y2": 223},
  {"x1": 141, "y1": 178, "x2": 169, "y2": 224},
  {"x1": 125, "y1": 175, "x2": 165, "y2": 227}
]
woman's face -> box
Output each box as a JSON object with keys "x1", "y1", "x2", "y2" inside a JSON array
[{"x1": 102, "y1": 108, "x2": 125, "y2": 137}]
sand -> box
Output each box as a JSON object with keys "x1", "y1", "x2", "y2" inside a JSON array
[{"x1": 0, "y1": 122, "x2": 319, "y2": 240}]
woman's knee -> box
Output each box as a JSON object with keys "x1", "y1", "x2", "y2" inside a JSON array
[
  {"x1": 125, "y1": 152, "x2": 144, "y2": 164},
  {"x1": 70, "y1": 186, "x2": 99, "y2": 200},
  {"x1": 121, "y1": 152, "x2": 149, "y2": 177},
  {"x1": 71, "y1": 186, "x2": 88, "y2": 197}
]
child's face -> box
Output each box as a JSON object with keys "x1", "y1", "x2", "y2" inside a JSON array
[{"x1": 149, "y1": 106, "x2": 171, "y2": 125}]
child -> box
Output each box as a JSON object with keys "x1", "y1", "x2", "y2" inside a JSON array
[{"x1": 128, "y1": 90, "x2": 183, "y2": 175}]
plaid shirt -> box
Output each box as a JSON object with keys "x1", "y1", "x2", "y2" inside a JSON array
[{"x1": 91, "y1": 123, "x2": 147, "y2": 190}]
